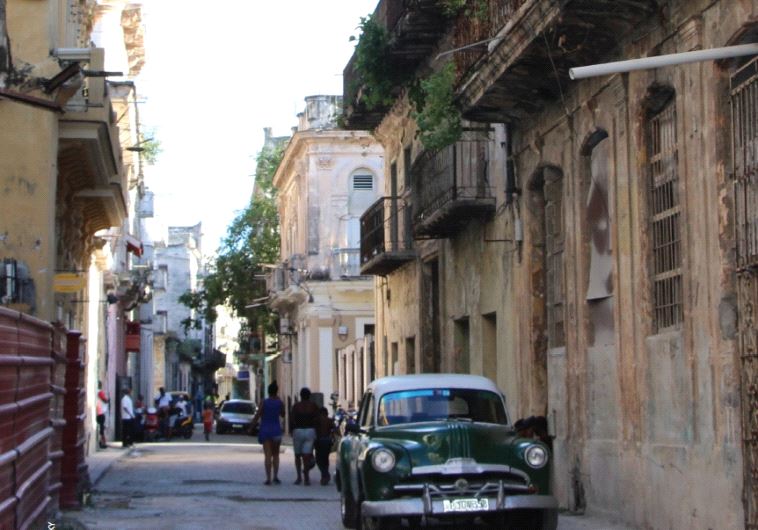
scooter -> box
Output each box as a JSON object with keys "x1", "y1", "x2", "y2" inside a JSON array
[
  {"x1": 143, "y1": 407, "x2": 159, "y2": 441},
  {"x1": 170, "y1": 412, "x2": 193, "y2": 439}
]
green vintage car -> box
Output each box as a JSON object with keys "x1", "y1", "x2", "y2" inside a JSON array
[{"x1": 336, "y1": 374, "x2": 558, "y2": 529}]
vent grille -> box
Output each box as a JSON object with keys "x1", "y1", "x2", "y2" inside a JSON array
[{"x1": 353, "y1": 174, "x2": 373, "y2": 190}]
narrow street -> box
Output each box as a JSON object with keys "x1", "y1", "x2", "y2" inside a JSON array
[
  {"x1": 59, "y1": 427, "x2": 631, "y2": 530},
  {"x1": 64, "y1": 430, "x2": 343, "y2": 530}
]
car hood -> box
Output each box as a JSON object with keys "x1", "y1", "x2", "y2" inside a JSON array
[{"x1": 372, "y1": 421, "x2": 530, "y2": 467}]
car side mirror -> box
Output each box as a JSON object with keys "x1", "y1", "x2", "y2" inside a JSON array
[{"x1": 345, "y1": 422, "x2": 362, "y2": 435}]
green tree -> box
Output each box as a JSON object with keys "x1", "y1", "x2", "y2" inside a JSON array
[{"x1": 179, "y1": 143, "x2": 284, "y2": 337}]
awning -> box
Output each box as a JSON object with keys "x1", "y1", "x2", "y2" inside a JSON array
[{"x1": 125, "y1": 234, "x2": 143, "y2": 256}]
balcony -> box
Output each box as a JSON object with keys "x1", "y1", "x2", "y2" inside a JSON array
[
  {"x1": 360, "y1": 197, "x2": 416, "y2": 276},
  {"x1": 342, "y1": 0, "x2": 447, "y2": 130},
  {"x1": 332, "y1": 248, "x2": 363, "y2": 278},
  {"x1": 412, "y1": 133, "x2": 495, "y2": 239},
  {"x1": 268, "y1": 255, "x2": 310, "y2": 312},
  {"x1": 457, "y1": 0, "x2": 658, "y2": 123},
  {"x1": 57, "y1": 48, "x2": 127, "y2": 232}
]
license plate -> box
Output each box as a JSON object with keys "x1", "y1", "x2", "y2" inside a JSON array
[{"x1": 442, "y1": 498, "x2": 489, "y2": 513}]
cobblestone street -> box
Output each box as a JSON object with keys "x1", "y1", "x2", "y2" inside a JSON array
[{"x1": 57, "y1": 429, "x2": 632, "y2": 530}]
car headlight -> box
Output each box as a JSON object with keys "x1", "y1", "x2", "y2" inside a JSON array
[
  {"x1": 371, "y1": 448, "x2": 396, "y2": 473},
  {"x1": 525, "y1": 444, "x2": 548, "y2": 469}
]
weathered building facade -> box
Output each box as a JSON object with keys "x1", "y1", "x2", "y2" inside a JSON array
[
  {"x1": 269, "y1": 95, "x2": 383, "y2": 411},
  {"x1": 345, "y1": 0, "x2": 757, "y2": 528},
  {"x1": 152, "y1": 223, "x2": 223, "y2": 403},
  {"x1": 0, "y1": 0, "x2": 149, "y2": 521}
]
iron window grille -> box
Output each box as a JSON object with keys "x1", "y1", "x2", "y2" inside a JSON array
[{"x1": 648, "y1": 99, "x2": 683, "y2": 331}]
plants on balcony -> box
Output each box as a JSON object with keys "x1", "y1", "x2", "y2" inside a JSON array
[
  {"x1": 350, "y1": 15, "x2": 401, "y2": 111},
  {"x1": 439, "y1": 0, "x2": 488, "y2": 19},
  {"x1": 413, "y1": 62, "x2": 462, "y2": 152}
]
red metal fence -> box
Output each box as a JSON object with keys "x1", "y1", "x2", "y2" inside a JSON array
[
  {"x1": 0, "y1": 307, "x2": 90, "y2": 529},
  {"x1": 60, "y1": 330, "x2": 89, "y2": 509}
]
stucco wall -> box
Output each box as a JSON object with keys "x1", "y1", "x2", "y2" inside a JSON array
[
  {"x1": 507, "y1": 1, "x2": 748, "y2": 526},
  {"x1": 0, "y1": 103, "x2": 58, "y2": 320}
]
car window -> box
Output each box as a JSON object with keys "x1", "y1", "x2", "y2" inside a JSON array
[
  {"x1": 221, "y1": 402, "x2": 254, "y2": 414},
  {"x1": 377, "y1": 388, "x2": 507, "y2": 426},
  {"x1": 360, "y1": 393, "x2": 374, "y2": 428}
]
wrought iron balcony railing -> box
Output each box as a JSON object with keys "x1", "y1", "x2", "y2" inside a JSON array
[
  {"x1": 412, "y1": 133, "x2": 495, "y2": 239},
  {"x1": 333, "y1": 248, "x2": 363, "y2": 278},
  {"x1": 360, "y1": 197, "x2": 416, "y2": 276}
]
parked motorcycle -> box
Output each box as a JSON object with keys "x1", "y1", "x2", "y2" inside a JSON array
[{"x1": 143, "y1": 407, "x2": 159, "y2": 442}]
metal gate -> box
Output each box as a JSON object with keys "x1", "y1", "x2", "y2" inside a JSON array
[{"x1": 733, "y1": 54, "x2": 758, "y2": 529}]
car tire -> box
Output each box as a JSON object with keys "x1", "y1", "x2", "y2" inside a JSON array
[
  {"x1": 216, "y1": 426, "x2": 224, "y2": 435},
  {"x1": 340, "y1": 489, "x2": 359, "y2": 529}
]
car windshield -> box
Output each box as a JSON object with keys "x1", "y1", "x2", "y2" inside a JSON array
[
  {"x1": 376, "y1": 388, "x2": 507, "y2": 426},
  {"x1": 222, "y1": 402, "x2": 254, "y2": 414}
]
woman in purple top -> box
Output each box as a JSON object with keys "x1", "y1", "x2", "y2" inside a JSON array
[{"x1": 252, "y1": 382, "x2": 284, "y2": 485}]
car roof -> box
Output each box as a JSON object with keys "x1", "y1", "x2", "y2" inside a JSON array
[{"x1": 366, "y1": 374, "x2": 503, "y2": 398}]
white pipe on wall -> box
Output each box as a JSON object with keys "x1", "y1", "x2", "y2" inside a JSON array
[{"x1": 569, "y1": 43, "x2": 758, "y2": 80}]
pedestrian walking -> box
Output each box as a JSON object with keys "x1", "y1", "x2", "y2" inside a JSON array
[
  {"x1": 121, "y1": 388, "x2": 135, "y2": 448},
  {"x1": 202, "y1": 402, "x2": 214, "y2": 441},
  {"x1": 96, "y1": 381, "x2": 109, "y2": 449},
  {"x1": 290, "y1": 387, "x2": 319, "y2": 485},
  {"x1": 314, "y1": 406, "x2": 335, "y2": 485},
  {"x1": 251, "y1": 382, "x2": 284, "y2": 485}
]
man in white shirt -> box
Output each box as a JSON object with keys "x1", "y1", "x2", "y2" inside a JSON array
[
  {"x1": 121, "y1": 387, "x2": 135, "y2": 448},
  {"x1": 155, "y1": 387, "x2": 172, "y2": 439}
]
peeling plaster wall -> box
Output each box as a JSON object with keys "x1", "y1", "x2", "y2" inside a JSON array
[
  {"x1": 368, "y1": 1, "x2": 750, "y2": 526},
  {"x1": 372, "y1": 95, "x2": 541, "y2": 417},
  {"x1": 505, "y1": 0, "x2": 750, "y2": 526}
]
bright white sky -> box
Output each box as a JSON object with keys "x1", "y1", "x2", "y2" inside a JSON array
[{"x1": 136, "y1": 0, "x2": 377, "y2": 255}]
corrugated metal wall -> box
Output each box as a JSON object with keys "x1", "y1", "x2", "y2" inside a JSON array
[{"x1": 0, "y1": 307, "x2": 90, "y2": 529}]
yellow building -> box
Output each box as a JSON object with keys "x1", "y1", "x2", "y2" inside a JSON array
[{"x1": 0, "y1": 1, "x2": 147, "y2": 513}]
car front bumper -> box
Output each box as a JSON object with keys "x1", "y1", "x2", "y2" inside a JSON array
[
  {"x1": 218, "y1": 420, "x2": 250, "y2": 429},
  {"x1": 361, "y1": 494, "x2": 557, "y2": 518}
]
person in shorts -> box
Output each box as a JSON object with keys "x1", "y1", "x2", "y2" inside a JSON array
[
  {"x1": 290, "y1": 387, "x2": 319, "y2": 485},
  {"x1": 252, "y1": 382, "x2": 284, "y2": 485}
]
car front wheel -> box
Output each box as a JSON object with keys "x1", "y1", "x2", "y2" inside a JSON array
[{"x1": 340, "y1": 489, "x2": 358, "y2": 529}]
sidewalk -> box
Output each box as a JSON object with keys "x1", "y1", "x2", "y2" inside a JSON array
[{"x1": 86, "y1": 443, "x2": 134, "y2": 487}]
